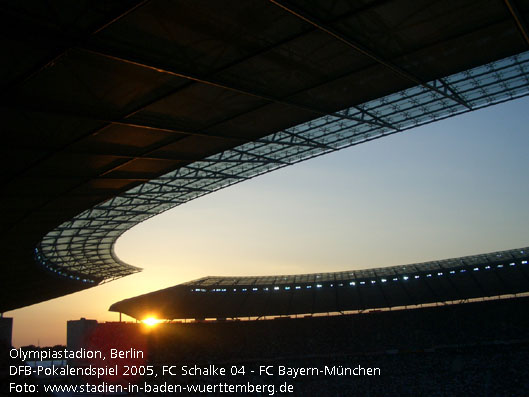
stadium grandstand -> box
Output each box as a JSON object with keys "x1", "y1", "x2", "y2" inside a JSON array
[
  {"x1": 110, "y1": 246, "x2": 529, "y2": 320},
  {"x1": 2, "y1": 0, "x2": 529, "y2": 314},
  {"x1": 66, "y1": 296, "x2": 529, "y2": 395}
]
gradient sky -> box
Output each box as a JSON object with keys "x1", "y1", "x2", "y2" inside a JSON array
[{"x1": 6, "y1": 96, "x2": 529, "y2": 347}]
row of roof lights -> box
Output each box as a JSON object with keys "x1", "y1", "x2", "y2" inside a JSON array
[
  {"x1": 34, "y1": 247, "x2": 96, "y2": 284},
  {"x1": 190, "y1": 261, "x2": 528, "y2": 293}
]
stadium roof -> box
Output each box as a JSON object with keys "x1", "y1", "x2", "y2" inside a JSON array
[
  {"x1": 2, "y1": 0, "x2": 529, "y2": 312},
  {"x1": 109, "y1": 247, "x2": 529, "y2": 320}
]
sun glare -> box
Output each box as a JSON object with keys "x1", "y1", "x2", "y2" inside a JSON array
[{"x1": 142, "y1": 317, "x2": 161, "y2": 327}]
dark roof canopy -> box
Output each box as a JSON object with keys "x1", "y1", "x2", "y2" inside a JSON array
[
  {"x1": 109, "y1": 247, "x2": 529, "y2": 320},
  {"x1": 2, "y1": 0, "x2": 529, "y2": 312}
]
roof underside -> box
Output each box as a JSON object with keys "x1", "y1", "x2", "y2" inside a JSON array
[{"x1": 2, "y1": 0, "x2": 529, "y2": 312}]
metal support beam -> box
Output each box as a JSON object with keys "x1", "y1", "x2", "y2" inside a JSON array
[
  {"x1": 0, "y1": 103, "x2": 250, "y2": 143},
  {"x1": 504, "y1": 0, "x2": 529, "y2": 46},
  {"x1": 393, "y1": 269, "x2": 418, "y2": 307},
  {"x1": 80, "y1": 46, "x2": 388, "y2": 129},
  {"x1": 411, "y1": 265, "x2": 440, "y2": 302},
  {"x1": 436, "y1": 78, "x2": 472, "y2": 110},
  {"x1": 372, "y1": 270, "x2": 391, "y2": 308},
  {"x1": 352, "y1": 105, "x2": 401, "y2": 130},
  {"x1": 436, "y1": 263, "x2": 464, "y2": 299},
  {"x1": 269, "y1": 0, "x2": 472, "y2": 110},
  {"x1": 1, "y1": 0, "x2": 150, "y2": 91}
]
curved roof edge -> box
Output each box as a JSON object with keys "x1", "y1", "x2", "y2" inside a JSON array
[
  {"x1": 181, "y1": 246, "x2": 529, "y2": 286},
  {"x1": 109, "y1": 246, "x2": 529, "y2": 320},
  {"x1": 37, "y1": 51, "x2": 529, "y2": 285}
]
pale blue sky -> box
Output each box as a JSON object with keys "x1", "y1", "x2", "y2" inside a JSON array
[{"x1": 7, "y1": 96, "x2": 529, "y2": 347}]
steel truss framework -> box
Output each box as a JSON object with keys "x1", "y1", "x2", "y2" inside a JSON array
[
  {"x1": 35, "y1": 51, "x2": 529, "y2": 284},
  {"x1": 182, "y1": 247, "x2": 529, "y2": 288}
]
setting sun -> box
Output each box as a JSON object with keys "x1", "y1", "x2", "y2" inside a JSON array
[{"x1": 142, "y1": 317, "x2": 161, "y2": 327}]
